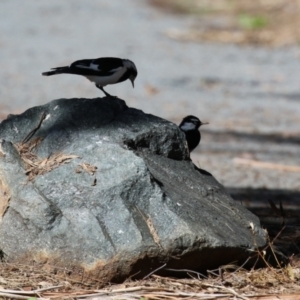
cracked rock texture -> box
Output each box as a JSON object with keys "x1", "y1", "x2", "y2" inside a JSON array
[{"x1": 0, "y1": 97, "x2": 267, "y2": 283}]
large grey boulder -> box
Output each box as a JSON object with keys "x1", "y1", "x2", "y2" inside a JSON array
[{"x1": 0, "y1": 98, "x2": 267, "y2": 283}]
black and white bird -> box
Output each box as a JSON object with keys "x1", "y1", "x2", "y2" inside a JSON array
[
  {"x1": 42, "y1": 57, "x2": 138, "y2": 97},
  {"x1": 179, "y1": 115, "x2": 208, "y2": 152}
]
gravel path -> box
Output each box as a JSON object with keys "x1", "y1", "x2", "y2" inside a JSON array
[{"x1": 1, "y1": 0, "x2": 300, "y2": 204}]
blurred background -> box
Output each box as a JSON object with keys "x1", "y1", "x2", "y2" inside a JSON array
[{"x1": 0, "y1": 0, "x2": 300, "y2": 218}]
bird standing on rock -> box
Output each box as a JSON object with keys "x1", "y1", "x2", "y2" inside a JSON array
[
  {"x1": 179, "y1": 115, "x2": 208, "y2": 152},
  {"x1": 42, "y1": 57, "x2": 138, "y2": 97}
]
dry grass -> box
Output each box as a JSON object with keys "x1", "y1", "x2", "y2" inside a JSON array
[
  {"x1": 0, "y1": 261, "x2": 300, "y2": 299},
  {"x1": 11, "y1": 110, "x2": 79, "y2": 181},
  {"x1": 150, "y1": 0, "x2": 300, "y2": 46},
  {"x1": 16, "y1": 138, "x2": 79, "y2": 181}
]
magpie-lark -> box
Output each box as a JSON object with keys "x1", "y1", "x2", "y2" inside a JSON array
[
  {"x1": 179, "y1": 115, "x2": 208, "y2": 152},
  {"x1": 42, "y1": 57, "x2": 138, "y2": 97}
]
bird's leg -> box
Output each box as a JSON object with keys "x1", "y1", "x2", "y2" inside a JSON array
[
  {"x1": 95, "y1": 84, "x2": 116, "y2": 98},
  {"x1": 100, "y1": 87, "x2": 112, "y2": 97}
]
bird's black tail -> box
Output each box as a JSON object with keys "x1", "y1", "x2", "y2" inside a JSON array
[{"x1": 41, "y1": 66, "x2": 70, "y2": 76}]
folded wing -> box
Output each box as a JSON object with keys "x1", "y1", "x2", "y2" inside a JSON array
[{"x1": 70, "y1": 57, "x2": 124, "y2": 76}]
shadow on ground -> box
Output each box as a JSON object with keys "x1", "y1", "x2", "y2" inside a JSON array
[{"x1": 228, "y1": 187, "x2": 300, "y2": 257}]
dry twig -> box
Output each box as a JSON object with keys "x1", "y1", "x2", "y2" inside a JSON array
[{"x1": 22, "y1": 111, "x2": 47, "y2": 144}]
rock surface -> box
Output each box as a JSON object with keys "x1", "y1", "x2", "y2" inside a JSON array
[{"x1": 0, "y1": 98, "x2": 267, "y2": 283}]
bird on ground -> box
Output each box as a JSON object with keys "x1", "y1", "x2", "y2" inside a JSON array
[
  {"x1": 42, "y1": 57, "x2": 138, "y2": 97},
  {"x1": 179, "y1": 115, "x2": 208, "y2": 152}
]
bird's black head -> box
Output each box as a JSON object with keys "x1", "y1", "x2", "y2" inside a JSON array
[
  {"x1": 123, "y1": 59, "x2": 138, "y2": 87},
  {"x1": 179, "y1": 115, "x2": 208, "y2": 131},
  {"x1": 179, "y1": 115, "x2": 208, "y2": 152}
]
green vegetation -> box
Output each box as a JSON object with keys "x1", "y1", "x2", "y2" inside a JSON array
[{"x1": 238, "y1": 14, "x2": 268, "y2": 30}]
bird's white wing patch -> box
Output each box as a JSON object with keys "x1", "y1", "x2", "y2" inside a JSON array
[
  {"x1": 75, "y1": 64, "x2": 90, "y2": 69},
  {"x1": 75, "y1": 62, "x2": 99, "y2": 71},
  {"x1": 89, "y1": 62, "x2": 100, "y2": 71}
]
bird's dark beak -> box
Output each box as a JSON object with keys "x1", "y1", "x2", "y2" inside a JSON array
[{"x1": 130, "y1": 79, "x2": 134, "y2": 88}]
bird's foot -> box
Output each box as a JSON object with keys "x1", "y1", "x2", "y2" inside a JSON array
[{"x1": 96, "y1": 85, "x2": 117, "y2": 98}]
